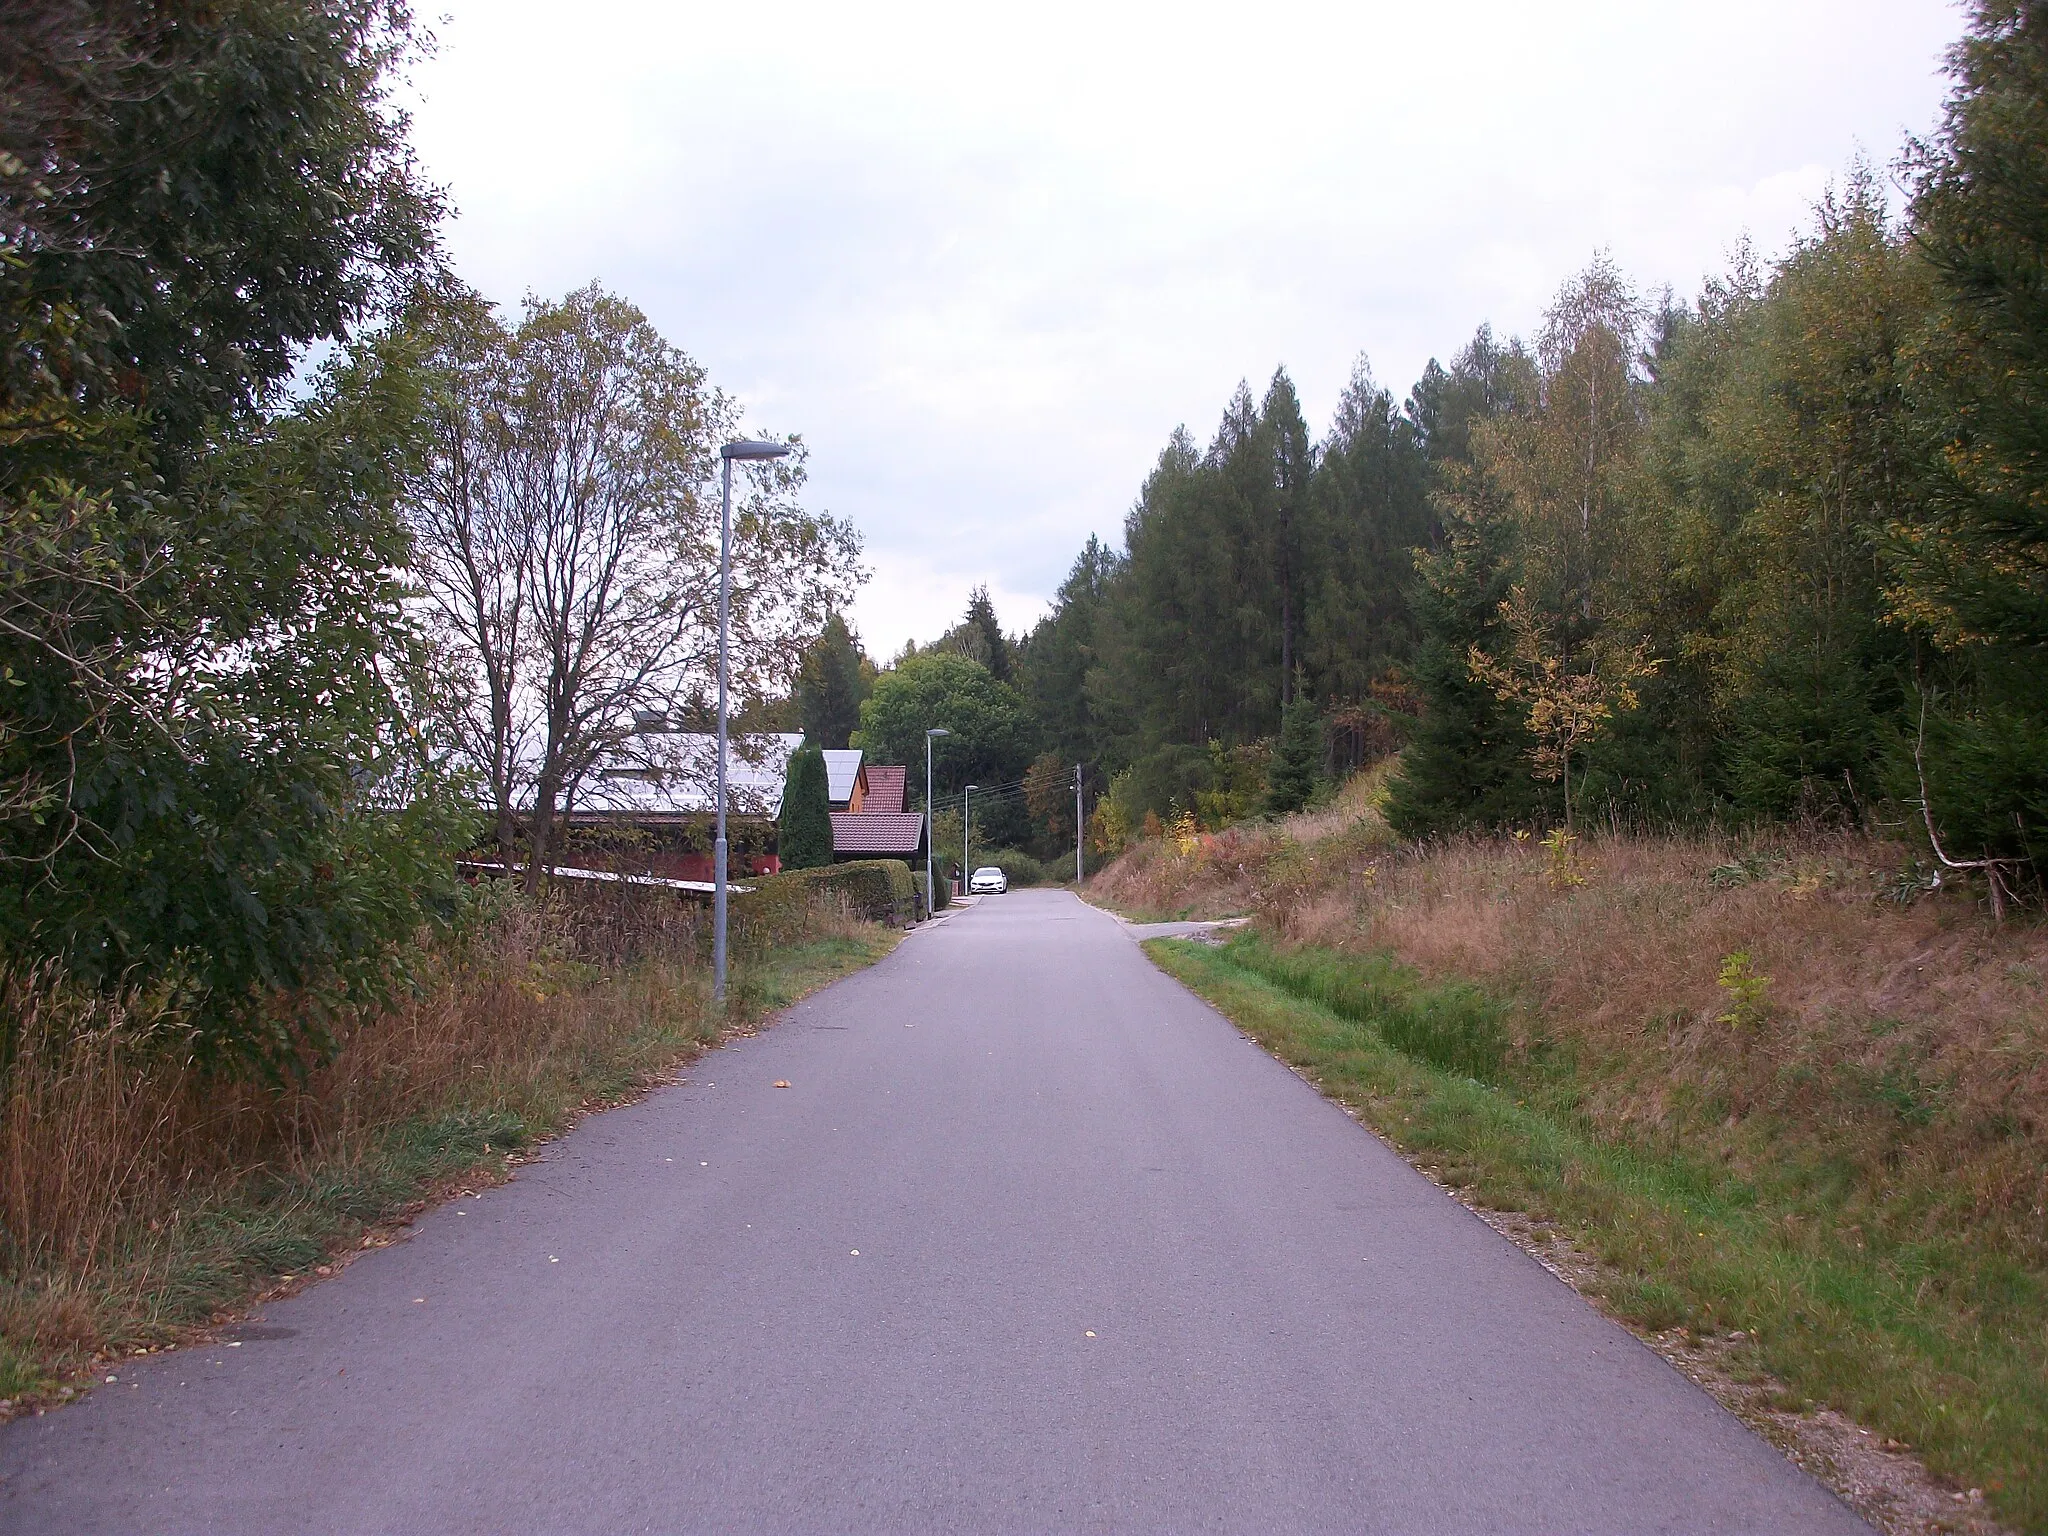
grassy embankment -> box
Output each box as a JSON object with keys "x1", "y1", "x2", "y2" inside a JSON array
[
  {"x1": 1100, "y1": 779, "x2": 2048, "y2": 1533},
  {"x1": 0, "y1": 882, "x2": 897, "y2": 1406}
]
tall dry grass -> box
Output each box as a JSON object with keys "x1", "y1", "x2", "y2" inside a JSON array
[
  {"x1": 1094, "y1": 795, "x2": 2048, "y2": 1258},
  {"x1": 0, "y1": 880, "x2": 877, "y2": 1392}
]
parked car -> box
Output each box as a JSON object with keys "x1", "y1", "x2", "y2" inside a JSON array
[{"x1": 969, "y1": 866, "x2": 1007, "y2": 894}]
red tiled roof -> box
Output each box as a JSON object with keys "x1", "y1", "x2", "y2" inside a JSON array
[
  {"x1": 861, "y1": 764, "x2": 907, "y2": 814},
  {"x1": 830, "y1": 810, "x2": 923, "y2": 855}
]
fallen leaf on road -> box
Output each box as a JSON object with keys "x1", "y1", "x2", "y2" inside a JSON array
[
  {"x1": 774, "y1": 1080, "x2": 792, "y2": 1088},
  {"x1": 1084, "y1": 1332, "x2": 1096, "y2": 1339}
]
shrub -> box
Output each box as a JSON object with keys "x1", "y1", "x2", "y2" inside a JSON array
[
  {"x1": 1266, "y1": 693, "x2": 1323, "y2": 815},
  {"x1": 777, "y1": 744, "x2": 833, "y2": 870},
  {"x1": 975, "y1": 849, "x2": 1073, "y2": 887},
  {"x1": 911, "y1": 870, "x2": 949, "y2": 915},
  {"x1": 734, "y1": 859, "x2": 917, "y2": 935}
]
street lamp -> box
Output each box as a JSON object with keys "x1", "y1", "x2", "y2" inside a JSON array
[
  {"x1": 924, "y1": 728, "x2": 950, "y2": 914},
  {"x1": 714, "y1": 438, "x2": 791, "y2": 1004},
  {"x1": 962, "y1": 785, "x2": 978, "y2": 889}
]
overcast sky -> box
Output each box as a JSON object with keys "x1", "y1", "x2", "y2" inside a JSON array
[{"x1": 404, "y1": 0, "x2": 1965, "y2": 662}]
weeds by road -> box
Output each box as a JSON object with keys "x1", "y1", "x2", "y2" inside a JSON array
[
  {"x1": 1152, "y1": 930, "x2": 2041, "y2": 1536},
  {"x1": 0, "y1": 885, "x2": 896, "y2": 1408}
]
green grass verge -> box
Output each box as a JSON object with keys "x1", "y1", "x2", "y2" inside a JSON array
[
  {"x1": 1148, "y1": 932, "x2": 2048, "y2": 1534},
  {"x1": 0, "y1": 929, "x2": 896, "y2": 1404}
]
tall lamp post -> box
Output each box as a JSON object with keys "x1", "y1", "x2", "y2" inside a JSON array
[
  {"x1": 962, "y1": 785, "x2": 978, "y2": 888},
  {"x1": 713, "y1": 438, "x2": 791, "y2": 1003},
  {"x1": 924, "y1": 727, "x2": 949, "y2": 914}
]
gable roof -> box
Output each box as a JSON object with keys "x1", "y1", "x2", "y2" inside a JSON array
[
  {"x1": 830, "y1": 810, "x2": 924, "y2": 855},
  {"x1": 861, "y1": 763, "x2": 907, "y2": 814}
]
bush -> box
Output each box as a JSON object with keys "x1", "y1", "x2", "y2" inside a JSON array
[
  {"x1": 734, "y1": 859, "x2": 918, "y2": 935},
  {"x1": 778, "y1": 744, "x2": 833, "y2": 870},
  {"x1": 910, "y1": 870, "x2": 950, "y2": 916},
  {"x1": 984, "y1": 849, "x2": 1056, "y2": 887}
]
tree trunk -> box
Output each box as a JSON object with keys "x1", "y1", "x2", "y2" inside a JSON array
[{"x1": 524, "y1": 777, "x2": 557, "y2": 894}]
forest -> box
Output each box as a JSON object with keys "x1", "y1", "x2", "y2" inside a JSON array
[{"x1": 827, "y1": 5, "x2": 2048, "y2": 910}]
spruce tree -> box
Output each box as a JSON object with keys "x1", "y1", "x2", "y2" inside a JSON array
[
  {"x1": 797, "y1": 614, "x2": 871, "y2": 750},
  {"x1": 1902, "y1": 0, "x2": 2048, "y2": 652},
  {"x1": 1383, "y1": 493, "x2": 1551, "y2": 835},
  {"x1": 1886, "y1": 0, "x2": 2048, "y2": 878},
  {"x1": 778, "y1": 744, "x2": 833, "y2": 870},
  {"x1": 964, "y1": 586, "x2": 1012, "y2": 682},
  {"x1": 1385, "y1": 332, "x2": 1551, "y2": 836},
  {"x1": 1266, "y1": 691, "x2": 1322, "y2": 815}
]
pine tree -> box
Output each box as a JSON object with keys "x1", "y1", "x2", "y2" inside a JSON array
[
  {"x1": 963, "y1": 586, "x2": 1012, "y2": 682},
  {"x1": 778, "y1": 743, "x2": 833, "y2": 870},
  {"x1": 797, "y1": 613, "x2": 872, "y2": 750},
  {"x1": 1383, "y1": 478, "x2": 1552, "y2": 834},
  {"x1": 1265, "y1": 689, "x2": 1322, "y2": 815},
  {"x1": 1890, "y1": 0, "x2": 2048, "y2": 877},
  {"x1": 1018, "y1": 535, "x2": 1120, "y2": 766},
  {"x1": 1899, "y1": 0, "x2": 2048, "y2": 652},
  {"x1": 1385, "y1": 331, "x2": 1551, "y2": 835},
  {"x1": 1303, "y1": 357, "x2": 1434, "y2": 701}
]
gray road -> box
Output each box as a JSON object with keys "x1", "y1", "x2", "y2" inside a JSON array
[{"x1": 0, "y1": 889, "x2": 1870, "y2": 1535}]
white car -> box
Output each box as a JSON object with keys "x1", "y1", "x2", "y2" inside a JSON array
[{"x1": 968, "y1": 866, "x2": 1007, "y2": 895}]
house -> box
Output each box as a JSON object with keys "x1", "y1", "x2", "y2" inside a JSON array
[
  {"x1": 822, "y1": 749, "x2": 863, "y2": 808},
  {"x1": 828, "y1": 757, "x2": 925, "y2": 862},
  {"x1": 541, "y1": 731, "x2": 802, "y2": 883}
]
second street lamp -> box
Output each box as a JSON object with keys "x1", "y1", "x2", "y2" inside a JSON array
[{"x1": 713, "y1": 438, "x2": 791, "y2": 1004}]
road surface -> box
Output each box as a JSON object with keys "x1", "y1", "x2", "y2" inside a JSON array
[{"x1": 0, "y1": 889, "x2": 1870, "y2": 1534}]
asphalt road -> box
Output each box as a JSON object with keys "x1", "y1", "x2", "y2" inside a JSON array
[{"x1": 0, "y1": 889, "x2": 1872, "y2": 1534}]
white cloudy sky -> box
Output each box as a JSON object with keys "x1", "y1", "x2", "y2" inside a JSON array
[{"x1": 403, "y1": 0, "x2": 1965, "y2": 661}]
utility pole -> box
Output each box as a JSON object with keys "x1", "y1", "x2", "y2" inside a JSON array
[
  {"x1": 963, "y1": 784, "x2": 978, "y2": 888},
  {"x1": 713, "y1": 438, "x2": 791, "y2": 1002},
  {"x1": 1074, "y1": 763, "x2": 1084, "y2": 884}
]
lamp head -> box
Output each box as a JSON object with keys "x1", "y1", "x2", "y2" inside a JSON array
[
  {"x1": 926, "y1": 727, "x2": 950, "y2": 737},
  {"x1": 720, "y1": 439, "x2": 792, "y2": 461}
]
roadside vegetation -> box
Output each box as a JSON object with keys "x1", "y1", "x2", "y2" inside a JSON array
[
  {"x1": 0, "y1": 883, "x2": 895, "y2": 1408},
  {"x1": 1095, "y1": 783, "x2": 2048, "y2": 1532},
  {"x1": 0, "y1": 0, "x2": 881, "y2": 1410},
  {"x1": 819, "y1": 4, "x2": 2048, "y2": 936}
]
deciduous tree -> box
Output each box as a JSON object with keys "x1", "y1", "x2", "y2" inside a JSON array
[{"x1": 400, "y1": 285, "x2": 864, "y2": 888}]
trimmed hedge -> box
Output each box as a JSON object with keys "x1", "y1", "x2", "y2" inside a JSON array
[{"x1": 734, "y1": 858, "x2": 919, "y2": 935}]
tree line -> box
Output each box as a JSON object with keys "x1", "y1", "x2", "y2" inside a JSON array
[{"x1": 972, "y1": 2, "x2": 2046, "y2": 900}]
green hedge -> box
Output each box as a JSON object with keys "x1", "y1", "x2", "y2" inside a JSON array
[
  {"x1": 734, "y1": 858, "x2": 919, "y2": 935},
  {"x1": 985, "y1": 849, "x2": 1063, "y2": 887}
]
